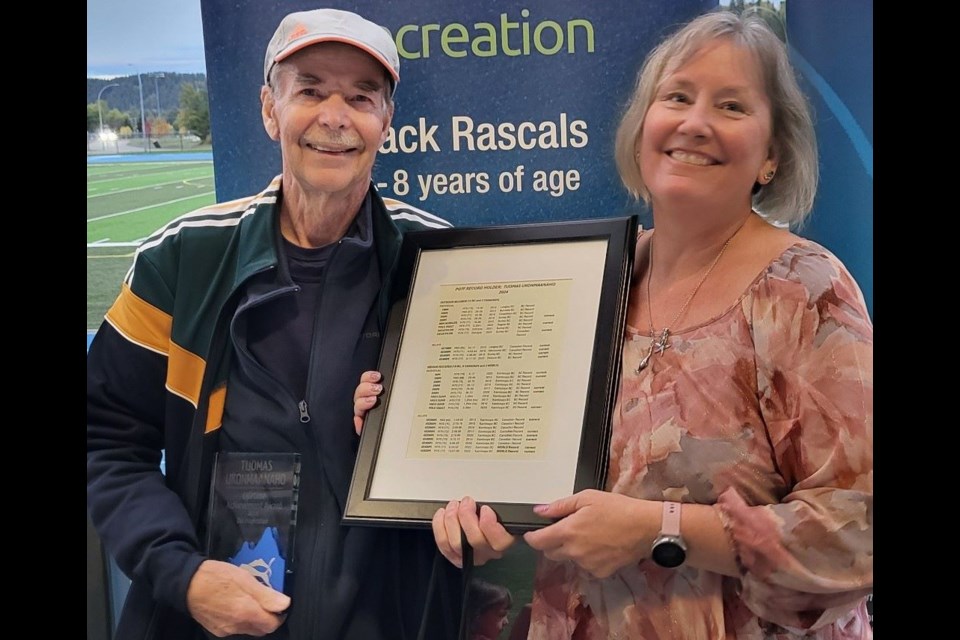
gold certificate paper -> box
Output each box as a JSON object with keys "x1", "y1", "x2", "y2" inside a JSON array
[{"x1": 369, "y1": 240, "x2": 607, "y2": 505}]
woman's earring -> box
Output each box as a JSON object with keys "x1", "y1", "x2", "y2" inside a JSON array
[{"x1": 762, "y1": 170, "x2": 776, "y2": 183}]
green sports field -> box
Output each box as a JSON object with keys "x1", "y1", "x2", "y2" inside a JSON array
[{"x1": 87, "y1": 160, "x2": 216, "y2": 329}]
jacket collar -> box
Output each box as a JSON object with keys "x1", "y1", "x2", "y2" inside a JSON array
[
  {"x1": 234, "y1": 175, "x2": 283, "y2": 286},
  {"x1": 231, "y1": 176, "x2": 405, "y2": 298}
]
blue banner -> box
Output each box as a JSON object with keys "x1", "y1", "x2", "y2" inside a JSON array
[
  {"x1": 200, "y1": 0, "x2": 871, "y2": 311},
  {"x1": 787, "y1": 1, "x2": 873, "y2": 314}
]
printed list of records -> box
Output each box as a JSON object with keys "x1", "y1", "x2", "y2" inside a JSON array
[{"x1": 407, "y1": 279, "x2": 569, "y2": 460}]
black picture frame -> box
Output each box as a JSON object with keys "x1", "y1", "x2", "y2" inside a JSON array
[{"x1": 344, "y1": 216, "x2": 637, "y2": 532}]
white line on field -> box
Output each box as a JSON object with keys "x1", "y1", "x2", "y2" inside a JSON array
[
  {"x1": 87, "y1": 241, "x2": 140, "y2": 248},
  {"x1": 87, "y1": 176, "x2": 213, "y2": 198},
  {"x1": 87, "y1": 191, "x2": 216, "y2": 222}
]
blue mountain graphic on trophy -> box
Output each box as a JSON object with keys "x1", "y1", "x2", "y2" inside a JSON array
[
  {"x1": 230, "y1": 526, "x2": 286, "y2": 592},
  {"x1": 207, "y1": 453, "x2": 300, "y2": 596}
]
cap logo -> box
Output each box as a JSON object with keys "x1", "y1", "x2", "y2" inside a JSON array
[{"x1": 287, "y1": 23, "x2": 308, "y2": 43}]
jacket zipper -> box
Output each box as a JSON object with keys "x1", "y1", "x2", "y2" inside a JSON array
[
  {"x1": 295, "y1": 239, "x2": 342, "y2": 430},
  {"x1": 298, "y1": 238, "x2": 343, "y2": 637}
]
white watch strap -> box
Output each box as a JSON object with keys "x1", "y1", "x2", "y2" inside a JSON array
[{"x1": 661, "y1": 501, "x2": 682, "y2": 537}]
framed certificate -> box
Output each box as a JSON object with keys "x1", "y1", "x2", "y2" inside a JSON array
[{"x1": 344, "y1": 216, "x2": 637, "y2": 531}]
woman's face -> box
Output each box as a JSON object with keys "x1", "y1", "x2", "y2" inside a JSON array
[{"x1": 637, "y1": 38, "x2": 777, "y2": 211}]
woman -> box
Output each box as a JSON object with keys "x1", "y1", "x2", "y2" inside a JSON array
[{"x1": 354, "y1": 10, "x2": 872, "y2": 639}]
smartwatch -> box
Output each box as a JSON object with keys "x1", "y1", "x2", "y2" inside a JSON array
[{"x1": 650, "y1": 501, "x2": 687, "y2": 568}]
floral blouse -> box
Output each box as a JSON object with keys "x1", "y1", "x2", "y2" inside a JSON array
[{"x1": 527, "y1": 241, "x2": 873, "y2": 639}]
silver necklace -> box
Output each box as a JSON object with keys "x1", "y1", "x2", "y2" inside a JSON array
[{"x1": 636, "y1": 221, "x2": 746, "y2": 373}]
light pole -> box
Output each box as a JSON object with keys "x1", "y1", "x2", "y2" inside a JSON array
[
  {"x1": 96, "y1": 83, "x2": 119, "y2": 150},
  {"x1": 151, "y1": 72, "x2": 165, "y2": 121},
  {"x1": 130, "y1": 66, "x2": 148, "y2": 152},
  {"x1": 151, "y1": 72, "x2": 165, "y2": 147}
]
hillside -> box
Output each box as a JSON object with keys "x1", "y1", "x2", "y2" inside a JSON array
[{"x1": 87, "y1": 73, "x2": 206, "y2": 122}]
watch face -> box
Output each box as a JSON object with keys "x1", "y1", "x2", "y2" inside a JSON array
[{"x1": 651, "y1": 540, "x2": 686, "y2": 568}]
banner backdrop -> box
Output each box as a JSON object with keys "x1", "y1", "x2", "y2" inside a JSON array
[
  {"x1": 786, "y1": 1, "x2": 873, "y2": 314},
  {"x1": 200, "y1": 0, "x2": 872, "y2": 315}
]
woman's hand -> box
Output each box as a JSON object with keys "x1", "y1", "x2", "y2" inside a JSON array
[
  {"x1": 432, "y1": 496, "x2": 517, "y2": 568},
  {"x1": 523, "y1": 489, "x2": 658, "y2": 579},
  {"x1": 352, "y1": 371, "x2": 383, "y2": 435}
]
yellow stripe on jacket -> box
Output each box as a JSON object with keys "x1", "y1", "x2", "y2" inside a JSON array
[{"x1": 104, "y1": 283, "x2": 210, "y2": 411}]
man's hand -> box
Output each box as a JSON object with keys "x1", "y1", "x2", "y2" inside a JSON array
[
  {"x1": 432, "y1": 496, "x2": 517, "y2": 568},
  {"x1": 353, "y1": 370, "x2": 383, "y2": 435},
  {"x1": 186, "y1": 560, "x2": 291, "y2": 637}
]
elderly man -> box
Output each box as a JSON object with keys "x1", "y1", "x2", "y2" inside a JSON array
[{"x1": 87, "y1": 8, "x2": 460, "y2": 639}]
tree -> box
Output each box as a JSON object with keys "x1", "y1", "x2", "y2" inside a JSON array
[
  {"x1": 176, "y1": 83, "x2": 211, "y2": 142},
  {"x1": 106, "y1": 108, "x2": 131, "y2": 131},
  {"x1": 88, "y1": 101, "x2": 133, "y2": 132},
  {"x1": 150, "y1": 116, "x2": 174, "y2": 136}
]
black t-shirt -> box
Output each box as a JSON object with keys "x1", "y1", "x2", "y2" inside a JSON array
[{"x1": 244, "y1": 237, "x2": 336, "y2": 401}]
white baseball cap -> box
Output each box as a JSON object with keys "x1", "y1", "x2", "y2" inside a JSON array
[{"x1": 263, "y1": 8, "x2": 400, "y2": 87}]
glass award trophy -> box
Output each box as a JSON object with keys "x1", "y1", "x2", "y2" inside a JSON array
[{"x1": 205, "y1": 452, "x2": 301, "y2": 594}]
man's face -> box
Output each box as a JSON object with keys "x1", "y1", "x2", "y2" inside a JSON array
[{"x1": 261, "y1": 42, "x2": 394, "y2": 202}]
